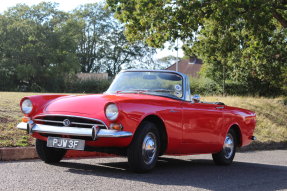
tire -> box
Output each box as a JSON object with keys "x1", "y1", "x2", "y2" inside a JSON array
[
  {"x1": 36, "y1": 139, "x2": 67, "y2": 163},
  {"x1": 127, "y1": 121, "x2": 160, "y2": 173},
  {"x1": 212, "y1": 129, "x2": 237, "y2": 165}
]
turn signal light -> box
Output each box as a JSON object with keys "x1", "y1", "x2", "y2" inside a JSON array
[
  {"x1": 110, "y1": 123, "x2": 122, "y2": 130},
  {"x1": 22, "y1": 117, "x2": 30, "y2": 123}
]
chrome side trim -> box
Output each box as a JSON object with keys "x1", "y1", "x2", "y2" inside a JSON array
[
  {"x1": 34, "y1": 114, "x2": 108, "y2": 129},
  {"x1": 16, "y1": 122, "x2": 133, "y2": 138}
]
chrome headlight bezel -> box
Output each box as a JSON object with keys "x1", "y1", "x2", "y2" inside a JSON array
[
  {"x1": 21, "y1": 99, "x2": 33, "y2": 114},
  {"x1": 105, "y1": 103, "x2": 119, "y2": 121}
]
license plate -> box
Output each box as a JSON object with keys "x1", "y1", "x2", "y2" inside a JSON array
[{"x1": 47, "y1": 137, "x2": 85, "y2": 151}]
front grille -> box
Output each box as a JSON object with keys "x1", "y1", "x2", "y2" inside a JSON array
[{"x1": 34, "y1": 115, "x2": 107, "y2": 129}]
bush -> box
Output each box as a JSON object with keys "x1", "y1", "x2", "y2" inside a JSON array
[
  {"x1": 189, "y1": 77, "x2": 222, "y2": 95},
  {"x1": 0, "y1": 70, "x2": 18, "y2": 91},
  {"x1": 189, "y1": 77, "x2": 285, "y2": 97},
  {"x1": 225, "y1": 80, "x2": 284, "y2": 97},
  {"x1": 225, "y1": 81, "x2": 249, "y2": 96},
  {"x1": 0, "y1": 71, "x2": 113, "y2": 93},
  {"x1": 64, "y1": 78, "x2": 112, "y2": 93}
]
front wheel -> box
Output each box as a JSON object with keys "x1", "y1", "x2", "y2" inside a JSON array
[
  {"x1": 36, "y1": 139, "x2": 67, "y2": 163},
  {"x1": 212, "y1": 129, "x2": 237, "y2": 165},
  {"x1": 127, "y1": 121, "x2": 160, "y2": 173}
]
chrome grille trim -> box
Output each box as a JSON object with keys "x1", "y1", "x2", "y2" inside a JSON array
[
  {"x1": 34, "y1": 114, "x2": 108, "y2": 129},
  {"x1": 34, "y1": 119, "x2": 63, "y2": 124},
  {"x1": 34, "y1": 119, "x2": 106, "y2": 127},
  {"x1": 70, "y1": 122, "x2": 105, "y2": 127}
]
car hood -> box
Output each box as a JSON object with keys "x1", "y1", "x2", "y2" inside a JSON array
[{"x1": 43, "y1": 93, "x2": 175, "y2": 116}]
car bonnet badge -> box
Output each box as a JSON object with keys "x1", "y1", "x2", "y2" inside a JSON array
[{"x1": 63, "y1": 119, "x2": 71, "y2": 127}]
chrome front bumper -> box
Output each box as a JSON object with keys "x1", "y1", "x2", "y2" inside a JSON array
[{"x1": 17, "y1": 122, "x2": 133, "y2": 140}]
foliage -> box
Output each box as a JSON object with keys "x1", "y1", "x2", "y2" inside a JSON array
[
  {"x1": 107, "y1": 0, "x2": 287, "y2": 46},
  {"x1": 0, "y1": 2, "x2": 157, "y2": 92},
  {"x1": 190, "y1": 19, "x2": 287, "y2": 96},
  {"x1": 71, "y1": 3, "x2": 156, "y2": 76},
  {"x1": 190, "y1": 76, "x2": 222, "y2": 95},
  {"x1": 106, "y1": 0, "x2": 287, "y2": 96},
  {"x1": 64, "y1": 77, "x2": 112, "y2": 93},
  {"x1": 156, "y1": 55, "x2": 179, "y2": 69},
  {"x1": 0, "y1": 3, "x2": 80, "y2": 92},
  {"x1": 71, "y1": 3, "x2": 113, "y2": 73}
]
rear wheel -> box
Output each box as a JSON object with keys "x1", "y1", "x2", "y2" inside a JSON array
[
  {"x1": 212, "y1": 129, "x2": 237, "y2": 165},
  {"x1": 127, "y1": 121, "x2": 160, "y2": 173},
  {"x1": 36, "y1": 139, "x2": 67, "y2": 163}
]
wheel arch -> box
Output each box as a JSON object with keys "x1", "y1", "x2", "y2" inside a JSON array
[
  {"x1": 228, "y1": 124, "x2": 242, "y2": 147},
  {"x1": 137, "y1": 115, "x2": 168, "y2": 156}
]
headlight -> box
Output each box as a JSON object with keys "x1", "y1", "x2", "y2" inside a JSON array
[
  {"x1": 21, "y1": 99, "x2": 33, "y2": 114},
  {"x1": 105, "y1": 103, "x2": 119, "y2": 121}
]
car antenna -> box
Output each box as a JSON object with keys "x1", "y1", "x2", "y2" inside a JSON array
[{"x1": 176, "y1": 38, "x2": 179, "y2": 72}]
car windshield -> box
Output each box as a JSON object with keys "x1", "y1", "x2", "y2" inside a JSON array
[{"x1": 106, "y1": 71, "x2": 183, "y2": 99}]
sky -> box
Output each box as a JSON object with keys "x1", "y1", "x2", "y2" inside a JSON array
[{"x1": 0, "y1": 0, "x2": 184, "y2": 59}]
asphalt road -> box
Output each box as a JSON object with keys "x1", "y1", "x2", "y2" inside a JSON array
[{"x1": 0, "y1": 150, "x2": 286, "y2": 191}]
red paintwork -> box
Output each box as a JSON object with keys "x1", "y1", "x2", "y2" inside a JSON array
[
  {"x1": 65, "y1": 150, "x2": 115, "y2": 158},
  {"x1": 23, "y1": 93, "x2": 256, "y2": 155}
]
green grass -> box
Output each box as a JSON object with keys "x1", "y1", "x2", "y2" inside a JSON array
[
  {"x1": 0, "y1": 92, "x2": 41, "y2": 147},
  {"x1": 0, "y1": 92, "x2": 286, "y2": 147}
]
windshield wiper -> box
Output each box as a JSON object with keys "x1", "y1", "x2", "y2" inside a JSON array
[
  {"x1": 132, "y1": 89, "x2": 149, "y2": 92},
  {"x1": 116, "y1": 89, "x2": 174, "y2": 94},
  {"x1": 115, "y1": 89, "x2": 148, "y2": 94},
  {"x1": 150, "y1": 89, "x2": 174, "y2": 93},
  {"x1": 114, "y1": 89, "x2": 181, "y2": 100}
]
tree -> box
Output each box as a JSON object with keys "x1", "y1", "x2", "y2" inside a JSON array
[
  {"x1": 103, "y1": 29, "x2": 156, "y2": 76},
  {"x1": 188, "y1": 12, "x2": 287, "y2": 95},
  {"x1": 155, "y1": 55, "x2": 179, "y2": 69},
  {"x1": 107, "y1": 0, "x2": 287, "y2": 95},
  {"x1": 71, "y1": 3, "x2": 112, "y2": 73},
  {"x1": 0, "y1": 2, "x2": 158, "y2": 92},
  {"x1": 0, "y1": 2, "x2": 79, "y2": 91},
  {"x1": 107, "y1": 0, "x2": 287, "y2": 45},
  {"x1": 71, "y1": 3, "x2": 156, "y2": 76}
]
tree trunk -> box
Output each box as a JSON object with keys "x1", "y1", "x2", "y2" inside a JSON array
[{"x1": 273, "y1": 10, "x2": 287, "y2": 28}]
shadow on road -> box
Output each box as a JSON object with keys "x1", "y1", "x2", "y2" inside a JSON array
[{"x1": 55, "y1": 157, "x2": 287, "y2": 191}]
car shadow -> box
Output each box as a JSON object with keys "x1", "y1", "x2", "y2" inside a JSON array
[{"x1": 54, "y1": 157, "x2": 287, "y2": 191}]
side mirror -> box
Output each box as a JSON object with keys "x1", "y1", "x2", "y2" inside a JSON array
[{"x1": 192, "y1": 94, "x2": 201, "y2": 103}]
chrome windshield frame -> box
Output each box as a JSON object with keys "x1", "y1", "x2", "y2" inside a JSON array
[{"x1": 106, "y1": 70, "x2": 191, "y2": 101}]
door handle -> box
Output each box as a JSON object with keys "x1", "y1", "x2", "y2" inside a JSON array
[{"x1": 216, "y1": 106, "x2": 224, "y2": 109}]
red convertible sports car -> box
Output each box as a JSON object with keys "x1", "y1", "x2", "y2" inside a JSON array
[{"x1": 17, "y1": 70, "x2": 256, "y2": 172}]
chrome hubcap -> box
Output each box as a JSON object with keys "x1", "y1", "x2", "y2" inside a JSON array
[
  {"x1": 142, "y1": 132, "x2": 157, "y2": 165},
  {"x1": 223, "y1": 133, "x2": 234, "y2": 159}
]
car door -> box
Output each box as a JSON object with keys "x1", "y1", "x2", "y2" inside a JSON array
[{"x1": 181, "y1": 102, "x2": 224, "y2": 153}]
